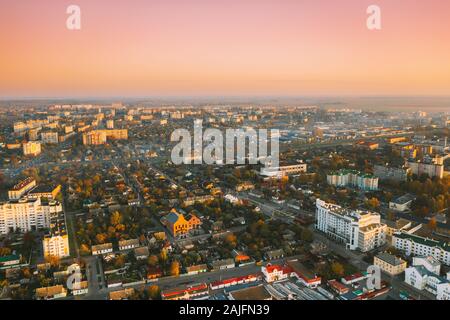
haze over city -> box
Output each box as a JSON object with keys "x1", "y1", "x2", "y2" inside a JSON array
[{"x1": 1, "y1": 0, "x2": 450, "y2": 98}]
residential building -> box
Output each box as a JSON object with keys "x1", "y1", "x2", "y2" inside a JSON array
[
  {"x1": 42, "y1": 209, "x2": 70, "y2": 258},
  {"x1": 35, "y1": 285, "x2": 67, "y2": 300},
  {"x1": 91, "y1": 243, "x2": 113, "y2": 255},
  {"x1": 41, "y1": 131, "x2": 59, "y2": 144},
  {"x1": 82, "y1": 130, "x2": 107, "y2": 145},
  {"x1": 316, "y1": 199, "x2": 387, "y2": 252},
  {"x1": 0, "y1": 198, "x2": 62, "y2": 235},
  {"x1": 393, "y1": 232, "x2": 450, "y2": 265},
  {"x1": 211, "y1": 258, "x2": 235, "y2": 271},
  {"x1": 8, "y1": 177, "x2": 37, "y2": 200},
  {"x1": 118, "y1": 239, "x2": 140, "y2": 251},
  {"x1": 406, "y1": 156, "x2": 444, "y2": 179},
  {"x1": 23, "y1": 141, "x2": 42, "y2": 156},
  {"x1": 374, "y1": 252, "x2": 407, "y2": 276},
  {"x1": 327, "y1": 169, "x2": 378, "y2": 191},
  {"x1": 109, "y1": 288, "x2": 135, "y2": 300},
  {"x1": 373, "y1": 164, "x2": 410, "y2": 182}
]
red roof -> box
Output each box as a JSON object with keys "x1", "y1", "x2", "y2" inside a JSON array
[
  {"x1": 210, "y1": 274, "x2": 260, "y2": 287},
  {"x1": 161, "y1": 283, "x2": 208, "y2": 298}
]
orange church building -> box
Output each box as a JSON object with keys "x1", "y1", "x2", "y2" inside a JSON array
[{"x1": 161, "y1": 209, "x2": 201, "y2": 238}]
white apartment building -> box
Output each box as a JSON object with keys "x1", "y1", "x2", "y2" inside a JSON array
[
  {"x1": 0, "y1": 198, "x2": 62, "y2": 234},
  {"x1": 327, "y1": 169, "x2": 378, "y2": 191},
  {"x1": 315, "y1": 199, "x2": 386, "y2": 252},
  {"x1": 42, "y1": 211, "x2": 70, "y2": 258},
  {"x1": 392, "y1": 232, "x2": 450, "y2": 266}
]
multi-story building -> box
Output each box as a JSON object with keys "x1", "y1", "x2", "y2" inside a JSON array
[
  {"x1": 41, "y1": 131, "x2": 59, "y2": 144},
  {"x1": 160, "y1": 209, "x2": 201, "y2": 238},
  {"x1": 42, "y1": 210, "x2": 70, "y2": 258},
  {"x1": 393, "y1": 232, "x2": 450, "y2": 265},
  {"x1": 373, "y1": 165, "x2": 411, "y2": 182},
  {"x1": 406, "y1": 156, "x2": 444, "y2": 179},
  {"x1": 8, "y1": 177, "x2": 37, "y2": 200},
  {"x1": 82, "y1": 129, "x2": 128, "y2": 145},
  {"x1": 327, "y1": 169, "x2": 378, "y2": 191},
  {"x1": 0, "y1": 198, "x2": 62, "y2": 234},
  {"x1": 82, "y1": 130, "x2": 107, "y2": 145},
  {"x1": 23, "y1": 141, "x2": 42, "y2": 157},
  {"x1": 106, "y1": 119, "x2": 114, "y2": 129},
  {"x1": 405, "y1": 256, "x2": 449, "y2": 299},
  {"x1": 374, "y1": 252, "x2": 407, "y2": 276},
  {"x1": 315, "y1": 199, "x2": 387, "y2": 252},
  {"x1": 260, "y1": 162, "x2": 307, "y2": 178}
]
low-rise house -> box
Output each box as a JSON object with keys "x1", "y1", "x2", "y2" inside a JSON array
[
  {"x1": 374, "y1": 252, "x2": 407, "y2": 276},
  {"x1": 91, "y1": 243, "x2": 113, "y2": 255},
  {"x1": 35, "y1": 285, "x2": 67, "y2": 300},
  {"x1": 118, "y1": 239, "x2": 140, "y2": 251},
  {"x1": 109, "y1": 288, "x2": 135, "y2": 300},
  {"x1": 265, "y1": 249, "x2": 285, "y2": 261},
  {"x1": 147, "y1": 267, "x2": 163, "y2": 280},
  {"x1": 0, "y1": 255, "x2": 21, "y2": 270},
  {"x1": 211, "y1": 258, "x2": 235, "y2": 271},
  {"x1": 134, "y1": 247, "x2": 149, "y2": 260},
  {"x1": 72, "y1": 281, "x2": 89, "y2": 296},
  {"x1": 389, "y1": 194, "x2": 415, "y2": 212},
  {"x1": 186, "y1": 264, "x2": 208, "y2": 275}
]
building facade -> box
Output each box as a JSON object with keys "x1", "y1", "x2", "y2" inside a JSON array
[
  {"x1": 393, "y1": 232, "x2": 450, "y2": 266},
  {"x1": 316, "y1": 199, "x2": 386, "y2": 252}
]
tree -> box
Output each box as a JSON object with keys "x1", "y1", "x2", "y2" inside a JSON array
[
  {"x1": 110, "y1": 211, "x2": 123, "y2": 226},
  {"x1": 46, "y1": 255, "x2": 60, "y2": 268},
  {"x1": 159, "y1": 248, "x2": 168, "y2": 264},
  {"x1": 170, "y1": 260, "x2": 180, "y2": 276},
  {"x1": 0, "y1": 247, "x2": 12, "y2": 257},
  {"x1": 80, "y1": 244, "x2": 91, "y2": 256},
  {"x1": 95, "y1": 233, "x2": 108, "y2": 244},
  {"x1": 225, "y1": 233, "x2": 237, "y2": 248},
  {"x1": 147, "y1": 255, "x2": 159, "y2": 267},
  {"x1": 428, "y1": 217, "x2": 437, "y2": 231},
  {"x1": 331, "y1": 262, "x2": 345, "y2": 277},
  {"x1": 115, "y1": 255, "x2": 126, "y2": 269},
  {"x1": 366, "y1": 197, "x2": 380, "y2": 209},
  {"x1": 300, "y1": 228, "x2": 313, "y2": 242},
  {"x1": 147, "y1": 285, "x2": 161, "y2": 300}
]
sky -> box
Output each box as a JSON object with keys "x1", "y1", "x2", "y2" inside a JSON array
[{"x1": 1, "y1": 0, "x2": 450, "y2": 98}]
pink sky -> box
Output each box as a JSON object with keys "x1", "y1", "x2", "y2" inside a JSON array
[{"x1": 1, "y1": 0, "x2": 450, "y2": 97}]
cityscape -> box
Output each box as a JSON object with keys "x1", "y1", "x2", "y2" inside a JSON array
[
  {"x1": 0, "y1": 0, "x2": 449, "y2": 311},
  {"x1": 0, "y1": 103, "x2": 449, "y2": 302}
]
